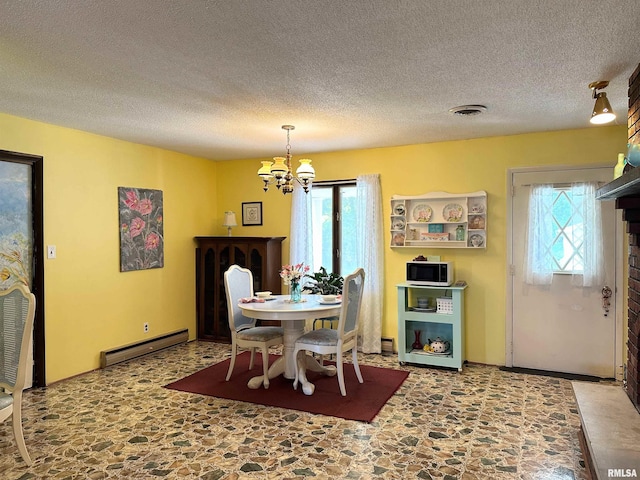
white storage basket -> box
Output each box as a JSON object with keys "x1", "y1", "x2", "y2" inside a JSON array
[{"x1": 436, "y1": 297, "x2": 453, "y2": 314}]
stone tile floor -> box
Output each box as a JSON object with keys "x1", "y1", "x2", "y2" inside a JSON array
[{"x1": 0, "y1": 341, "x2": 600, "y2": 479}]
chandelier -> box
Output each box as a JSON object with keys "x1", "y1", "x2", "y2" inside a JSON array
[{"x1": 257, "y1": 125, "x2": 315, "y2": 194}]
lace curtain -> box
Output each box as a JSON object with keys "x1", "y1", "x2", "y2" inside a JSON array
[
  {"x1": 289, "y1": 184, "x2": 313, "y2": 266},
  {"x1": 524, "y1": 182, "x2": 603, "y2": 287},
  {"x1": 524, "y1": 184, "x2": 555, "y2": 285},
  {"x1": 569, "y1": 182, "x2": 604, "y2": 287},
  {"x1": 355, "y1": 174, "x2": 383, "y2": 353},
  {"x1": 289, "y1": 175, "x2": 383, "y2": 353}
]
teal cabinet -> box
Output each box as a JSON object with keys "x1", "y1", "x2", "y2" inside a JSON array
[{"x1": 397, "y1": 284, "x2": 467, "y2": 371}]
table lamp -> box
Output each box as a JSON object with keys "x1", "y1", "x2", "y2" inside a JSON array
[{"x1": 223, "y1": 211, "x2": 237, "y2": 236}]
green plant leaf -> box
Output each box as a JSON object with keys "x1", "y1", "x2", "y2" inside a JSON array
[{"x1": 303, "y1": 266, "x2": 344, "y2": 294}]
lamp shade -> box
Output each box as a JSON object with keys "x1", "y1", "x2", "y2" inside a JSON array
[
  {"x1": 270, "y1": 157, "x2": 288, "y2": 178},
  {"x1": 223, "y1": 211, "x2": 237, "y2": 227},
  {"x1": 257, "y1": 161, "x2": 274, "y2": 180},
  {"x1": 296, "y1": 159, "x2": 315, "y2": 180},
  {"x1": 590, "y1": 92, "x2": 616, "y2": 124}
]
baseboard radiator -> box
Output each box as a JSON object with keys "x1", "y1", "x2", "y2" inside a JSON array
[
  {"x1": 381, "y1": 337, "x2": 395, "y2": 355},
  {"x1": 100, "y1": 329, "x2": 189, "y2": 368}
]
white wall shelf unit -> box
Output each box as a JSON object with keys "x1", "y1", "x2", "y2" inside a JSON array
[
  {"x1": 390, "y1": 191, "x2": 486, "y2": 248},
  {"x1": 397, "y1": 283, "x2": 467, "y2": 371}
]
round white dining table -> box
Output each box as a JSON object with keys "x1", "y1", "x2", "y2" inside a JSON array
[{"x1": 238, "y1": 294, "x2": 341, "y2": 394}]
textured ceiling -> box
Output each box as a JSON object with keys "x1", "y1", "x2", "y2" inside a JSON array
[{"x1": 0, "y1": 0, "x2": 639, "y2": 160}]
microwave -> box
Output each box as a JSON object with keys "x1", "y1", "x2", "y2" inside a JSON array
[{"x1": 406, "y1": 261, "x2": 453, "y2": 286}]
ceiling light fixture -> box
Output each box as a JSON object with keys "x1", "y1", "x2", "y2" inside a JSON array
[
  {"x1": 257, "y1": 125, "x2": 315, "y2": 194},
  {"x1": 448, "y1": 105, "x2": 487, "y2": 116},
  {"x1": 589, "y1": 81, "x2": 616, "y2": 125}
]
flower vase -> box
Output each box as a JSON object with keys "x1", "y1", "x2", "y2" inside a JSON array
[
  {"x1": 412, "y1": 330, "x2": 423, "y2": 350},
  {"x1": 290, "y1": 281, "x2": 302, "y2": 303}
]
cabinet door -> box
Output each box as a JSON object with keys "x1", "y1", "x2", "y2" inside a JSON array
[
  {"x1": 248, "y1": 243, "x2": 267, "y2": 292},
  {"x1": 248, "y1": 242, "x2": 281, "y2": 326},
  {"x1": 199, "y1": 244, "x2": 231, "y2": 341},
  {"x1": 200, "y1": 246, "x2": 217, "y2": 338},
  {"x1": 218, "y1": 243, "x2": 250, "y2": 339}
]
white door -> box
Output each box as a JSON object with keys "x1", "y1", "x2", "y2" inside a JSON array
[{"x1": 510, "y1": 167, "x2": 618, "y2": 378}]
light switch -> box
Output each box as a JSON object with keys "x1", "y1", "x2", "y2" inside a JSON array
[{"x1": 47, "y1": 245, "x2": 56, "y2": 259}]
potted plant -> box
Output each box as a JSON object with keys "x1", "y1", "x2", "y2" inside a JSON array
[{"x1": 303, "y1": 266, "x2": 344, "y2": 295}]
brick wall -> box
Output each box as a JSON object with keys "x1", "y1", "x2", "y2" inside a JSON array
[{"x1": 626, "y1": 63, "x2": 640, "y2": 411}]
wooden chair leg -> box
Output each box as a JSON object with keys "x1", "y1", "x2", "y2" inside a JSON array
[
  {"x1": 12, "y1": 402, "x2": 32, "y2": 466},
  {"x1": 261, "y1": 347, "x2": 270, "y2": 389},
  {"x1": 352, "y1": 346, "x2": 364, "y2": 384},
  {"x1": 248, "y1": 347, "x2": 256, "y2": 370},
  {"x1": 225, "y1": 343, "x2": 238, "y2": 381},
  {"x1": 336, "y1": 352, "x2": 346, "y2": 396}
]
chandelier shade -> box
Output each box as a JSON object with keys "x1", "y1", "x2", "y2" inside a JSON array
[{"x1": 258, "y1": 125, "x2": 315, "y2": 194}]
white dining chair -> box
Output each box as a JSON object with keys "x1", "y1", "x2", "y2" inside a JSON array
[
  {"x1": 0, "y1": 283, "x2": 36, "y2": 466},
  {"x1": 293, "y1": 268, "x2": 365, "y2": 396},
  {"x1": 224, "y1": 265, "x2": 284, "y2": 389}
]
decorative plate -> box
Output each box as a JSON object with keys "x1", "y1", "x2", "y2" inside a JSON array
[
  {"x1": 468, "y1": 215, "x2": 485, "y2": 230},
  {"x1": 392, "y1": 233, "x2": 405, "y2": 246},
  {"x1": 392, "y1": 219, "x2": 406, "y2": 230},
  {"x1": 412, "y1": 203, "x2": 433, "y2": 222},
  {"x1": 443, "y1": 203, "x2": 464, "y2": 222},
  {"x1": 394, "y1": 204, "x2": 405, "y2": 215},
  {"x1": 318, "y1": 299, "x2": 342, "y2": 305},
  {"x1": 420, "y1": 232, "x2": 449, "y2": 241},
  {"x1": 423, "y1": 350, "x2": 452, "y2": 356},
  {"x1": 469, "y1": 233, "x2": 485, "y2": 247},
  {"x1": 411, "y1": 306, "x2": 436, "y2": 312}
]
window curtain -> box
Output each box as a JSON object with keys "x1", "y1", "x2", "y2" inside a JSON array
[
  {"x1": 289, "y1": 176, "x2": 383, "y2": 353},
  {"x1": 570, "y1": 182, "x2": 604, "y2": 287},
  {"x1": 356, "y1": 174, "x2": 383, "y2": 353},
  {"x1": 289, "y1": 184, "x2": 313, "y2": 267},
  {"x1": 524, "y1": 182, "x2": 603, "y2": 287},
  {"x1": 524, "y1": 184, "x2": 555, "y2": 285}
]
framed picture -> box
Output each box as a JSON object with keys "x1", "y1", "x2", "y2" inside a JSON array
[
  {"x1": 242, "y1": 201, "x2": 263, "y2": 226},
  {"x1": 118, "y1": 187, "x2": 164, "y2": 272}
]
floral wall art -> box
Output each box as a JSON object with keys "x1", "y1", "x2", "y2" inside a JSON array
[{"x1": 118, "y1": 187, "x2": 164, "y2": 272}]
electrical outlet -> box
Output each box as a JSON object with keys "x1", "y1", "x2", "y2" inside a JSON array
[
  {"x1": 143, "y1": 323, "x2": 149, "y2": 333},
  {"x1": 47, "y1": 245, "x2": 56, "y2": 259}
]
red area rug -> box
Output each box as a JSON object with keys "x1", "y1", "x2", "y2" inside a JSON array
[{"x1": 164, "y1": 352, "x2": 409, "y2": 422}]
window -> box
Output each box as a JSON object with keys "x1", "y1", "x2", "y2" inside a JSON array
[
  {"x1": 524, "y1": 182, "x2": 603, "y2": 286},
  {"x1": 309, "y1": 182, "x2": 356, "y2": 275},
  {"x1": 549, "y1": 187, "x2": 586, "y2": 273}
]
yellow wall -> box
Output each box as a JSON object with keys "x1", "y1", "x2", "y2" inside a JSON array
[
  {"x1": 1, "y1": 112, "x2": 219, "y2": 383},
  {"x1": 217, "y1": 125, "x2": 628, "y2": 366},
  {"x1": 0, "y1": 110, "x2": 627, "y2": 382}
]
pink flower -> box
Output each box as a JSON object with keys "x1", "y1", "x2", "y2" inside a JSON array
[
  {"x1": 145, "y1": 233, "x2": 160, "y2": 250},
  {"x1": 124, "y1": 190, "x2": 139, "y2": 210},
  {"x1": 137, "y1": 198, "x2": 153, "y2": 215},
  {"x1": 279, "y1": 263, "x2": 309, "y2": 285},
  {"x1": 130, "y1": 217, "x2": 145, "y2": 238}
]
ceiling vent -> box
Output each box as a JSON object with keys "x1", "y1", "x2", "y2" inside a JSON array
[{"x1": 448, "y1": 105, "x2": 487, "y2": 116}]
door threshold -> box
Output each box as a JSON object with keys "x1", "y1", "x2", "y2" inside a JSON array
[{"x1": 499, "y1": 366, "x2": 607, "y2": 382}]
